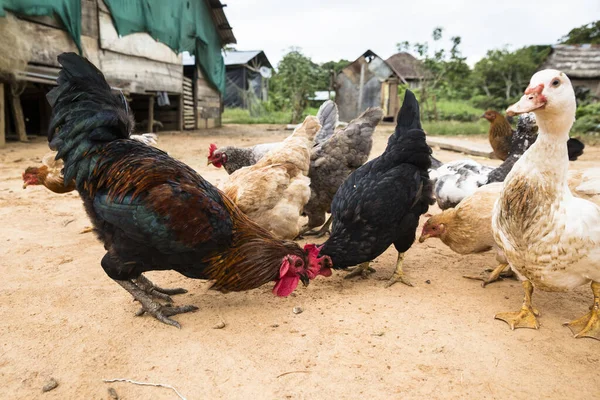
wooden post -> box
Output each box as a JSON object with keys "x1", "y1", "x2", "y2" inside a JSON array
[
  {"x1": 147, "y1": 95, "x2": 154, "y2": 133},
  {"x1": 0, "y1": 83, "x2": 4, "y2": 148},
  {"x1": 178, "y1": 94, "x2": 184, "y2": 131},
  {"x1": 10, "y1": 85, "x2": 28, "y2": 142},
  {"x1": 357, "y1": 62, "x2": 365, "y2": 116}
]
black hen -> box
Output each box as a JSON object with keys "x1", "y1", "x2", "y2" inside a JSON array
[
  {"x1": 315, "y1": 90, "x2": 434, "y2": 287},
  {"x1": 46, "y1": 53, "x2": 328, "y2": 328}
]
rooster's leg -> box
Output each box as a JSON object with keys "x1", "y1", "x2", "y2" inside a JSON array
[
  {"x1": 115, "y1": 280, "x2": 198, "y2": 328},
  {"x1": 344, "y1": 262, "x2": 376, "y2": 280},
  {"x1": 495, "y1": 280, "x2": 540, "y2": 330},
  {"x1": 134, "y1": 274, "x2": 188, "y2": 303},
  {"x1": 463, "y1": 263, "x2": 514, "y2": 287},
  {"x1": 303, "y1": 216, "x2": 333, "y2": 238},
  {"x1": 563, "y1": 281, "x2": 600, "y2": 340},
  {"x1": 385, "y1": 252, "x2": 413, "y2": 288}
]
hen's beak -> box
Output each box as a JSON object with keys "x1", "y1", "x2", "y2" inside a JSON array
[
  {"x1": 206, "y1": 159, "x2": 213, "y2": 166},
  {"x1": 507, "y1": 84, "x2": 546, "y2": 117},
  {"x1": 480, "y1": 113, "x2": 486, "y2": 119},
  {"x1": 418, "y1": 234, "x2": 431, "y2": 243},
  {"x1": 22, "y1": 182, "x2": 28, "y2": 189},
  {"x1": 300, "y1": 274, "x2": 309, "y2": 287}
]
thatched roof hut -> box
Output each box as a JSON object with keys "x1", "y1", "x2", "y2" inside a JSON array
[{"x1": 541, "y1": 44, "x2": 600, "y2": 98}]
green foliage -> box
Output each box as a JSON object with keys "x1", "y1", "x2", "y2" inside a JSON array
[
  {"x1": 222, "y1": 107, "x2": 321, "y2": 125},
  {"x1": 398, "y1": 27, "x2": 472, "y2": 121},
  {"x1": 222, "y1": 108, "x2": 292, "y2": 124},
  {"x1": 472, "y1": 46, "x2": 550, "y2": 106},
  {"x1": 270, "y1": 48, "x2": 322, "y2": 123},
  {"x1": 560, "y1": 20, "x2": 600, "y2": 44},
  {"x1": 316, "y1": 59, "x2": 350, "y2": 90},
  {"x1": 433, "y1": 100, "x2": 485, "y2": 122},
  {"x1": 573, "y1": 103, "x2": 600, "y2": 134},
  {"x1": 423, "y1": 120, "x2": 489, "y2": 136}
]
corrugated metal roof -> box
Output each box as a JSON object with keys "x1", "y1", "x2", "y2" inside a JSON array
[
  {"x1": 223, "y1": 50, "x2": 263, "y2": 66},
  {"x1": 206, "y1": 0, "x2": 236, "y2": 45},
  {"x1": 541, "y1": 44, "x2": 600, "y2": 79}
]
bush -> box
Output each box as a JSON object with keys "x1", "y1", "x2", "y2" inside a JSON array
[
  {"x1": 573, "y1": 103, "x2": 600, "y2": 134},
  {"x1": 423, "y1": 120, "x2": 489, "y2": 136},
  {"x1": 422, "y1": 100, "x2": 485, "y2": 122}
]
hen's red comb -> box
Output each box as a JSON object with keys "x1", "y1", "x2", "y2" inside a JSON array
[{"x1": 208, "y1": 143, "x2": 217, "y2": 158}]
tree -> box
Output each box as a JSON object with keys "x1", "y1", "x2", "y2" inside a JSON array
[
  {"x1": 471, "y1": 45, "x2": 550, "y2": 108},
  {"x1": 397, "y1": 27, "x2": 471, "y2": 120},
  {"x1": 270, "y1": 48, "x2": 321, "y2": 123},
  {"x1": 560, "y1": 20, "x2": 600, "y2": 44},
  {"x1": 317, "y1": 59, "x2": 350, "y2": 92}
]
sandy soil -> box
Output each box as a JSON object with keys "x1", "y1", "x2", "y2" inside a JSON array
[{"x1": 1, "y1": 124, "x2": 599, "y2": 400}]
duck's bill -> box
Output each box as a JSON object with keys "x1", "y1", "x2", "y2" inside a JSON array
[{"x1": 506, "y1": 93, "x2": 546, "y2": 116}]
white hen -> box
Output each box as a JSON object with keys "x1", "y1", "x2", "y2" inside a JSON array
[{"x1": 492, "y1": 69, "x2": 600, "y2": 340}]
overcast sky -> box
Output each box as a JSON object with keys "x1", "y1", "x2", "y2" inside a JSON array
[{"x1": 224, "y1": 0, "x2": 600, "y2": 68}]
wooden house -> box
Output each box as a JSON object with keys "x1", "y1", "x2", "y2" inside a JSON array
[
  {"x1": 541, "y1": 44, "x2": 600, "y2": 99},
  {"x1": 334, "y1": 50, "x2": 425, "y2": 122},
  {"x1": 0, "y1": 0, "x2": 236, "y2": 147}
]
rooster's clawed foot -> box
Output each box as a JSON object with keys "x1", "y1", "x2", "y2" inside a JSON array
[{"x1": 134, "y1": 274, "x2": 188, "y2": 303}]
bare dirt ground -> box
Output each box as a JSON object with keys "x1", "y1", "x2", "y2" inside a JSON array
[{"x1": 1, "y1": 124, "x2": 599, "y2": 399}]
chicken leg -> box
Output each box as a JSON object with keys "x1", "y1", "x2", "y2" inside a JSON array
[
  {"x1": 385, "y1": 252, "x2": 413, "y2": 288},
  {"x1": 303, "y1": 216, "x2": 333, "y2": 238},
  {"x1": 563, "y1": 281, "x2": 600, "y2": 340},
  {"x1": 115, "y1": 280, "x2": 198, "y2": 328},
  {"x1": 134, "y1": 274, "x2": 188, "y2": 303},
  {"x1": 463, "y1": 263, "x2": 514, "y2": 287},
  {"x1": 296, "y1": 216, "x2": 333, "y2": 239},
  {"x1": 344, "y1": 262, "x2": 376, "y2": 280},
  {"x1": 495, "y1": 280, "x2": 540, "y2": 330}
]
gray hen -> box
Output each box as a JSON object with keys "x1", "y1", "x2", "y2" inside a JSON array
[
  {"x1": 299, "y1": 107, "x2": 384, "y2": 237},
  {"x1": 207, "y1": 100, "x2": 339, "y2": 175}
]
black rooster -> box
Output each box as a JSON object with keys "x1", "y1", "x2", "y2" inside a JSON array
[
  {"x1": 315, "y1": 90, "x2": 434, "y2": 287},
  {"x1": 46, "y1": 53, "x2": 329, "y2": 328}
]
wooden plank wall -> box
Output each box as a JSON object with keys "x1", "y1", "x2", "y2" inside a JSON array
[{"x1": 195, "y1": 66, "x2": 222, "y2": 129}]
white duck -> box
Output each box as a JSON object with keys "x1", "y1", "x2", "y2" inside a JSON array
[{"x1": 492, "y1": 69, "x2": 600, "y2": 340}]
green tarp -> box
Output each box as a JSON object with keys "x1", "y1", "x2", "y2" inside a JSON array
[
  {"x1": 0, "y1": 0, "x2": 225, "y2": 94},
  {"x1": 104, "y1": 0, "x2": 225, "y2": 94},
  {"x1": 0, "y1": 0, "x2": 82, "y2": 51}
]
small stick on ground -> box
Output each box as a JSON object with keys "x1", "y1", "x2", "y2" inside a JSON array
[
  {"x1": 103, "y1": 378, "x2": 187, "y2": 400},
  {"x1": 276, "y1": 371, "x2": 311, "y2": 378}
]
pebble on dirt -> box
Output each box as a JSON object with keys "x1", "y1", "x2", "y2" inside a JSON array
[
  {"x1": 42, "y1": 378, "x2": 58, "y2": 393},
  {"x1": 293, "y1": 306, "x2": 303, "y2": 314}
]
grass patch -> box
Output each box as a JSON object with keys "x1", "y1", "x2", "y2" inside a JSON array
[
  {"x1": 222, "y1": 108, "x2": 292, "y2": 124},
  {"x1": 223, "y1": 107, "x2": 322, "y2": 125},
  {"x1": 423, "y1": 120, "x2": 489, "y2": 136},
  {"x1": 223, "y1": 106, "x2": 490, "y2": 136}
]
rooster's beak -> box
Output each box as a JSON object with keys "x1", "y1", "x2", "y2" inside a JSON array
[
  {"x1": 300, "y1": 274, "x2": 309, "y2": 286},
  {"x1": 22, "y1": 182, "x2": 28, "y2": 189},
  {"x1": 507, "y1": 84, "x2": 546, "y2": 117},
  {"x1": 207, "y1": 159, "x2": 213, "y2": 166},
  {"x1": 418, "y1": 234, "x2": 431, "y2": 243}
]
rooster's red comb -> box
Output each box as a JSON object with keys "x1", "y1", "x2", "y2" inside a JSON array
[{"x1": 208, "y1": 143, "x2": 217, "y2": 158}]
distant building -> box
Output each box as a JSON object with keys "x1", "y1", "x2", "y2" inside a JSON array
[
  {"x1": 541, "y1": 44, "x2": 600, "y2": 98},
  {"x1": 222, "y1": 50, "x2": 272, "y2": 108},
  {"x1": 0, "y1": 0, "x2": 235, "y2": 147},
  {"x1": 334, "y1": 50, "x2": 425, "y2": 122}
]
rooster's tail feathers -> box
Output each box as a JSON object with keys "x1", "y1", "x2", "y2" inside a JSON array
[{"x1": 47, "y1": 53, "x2": 134, "y2": 186}]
